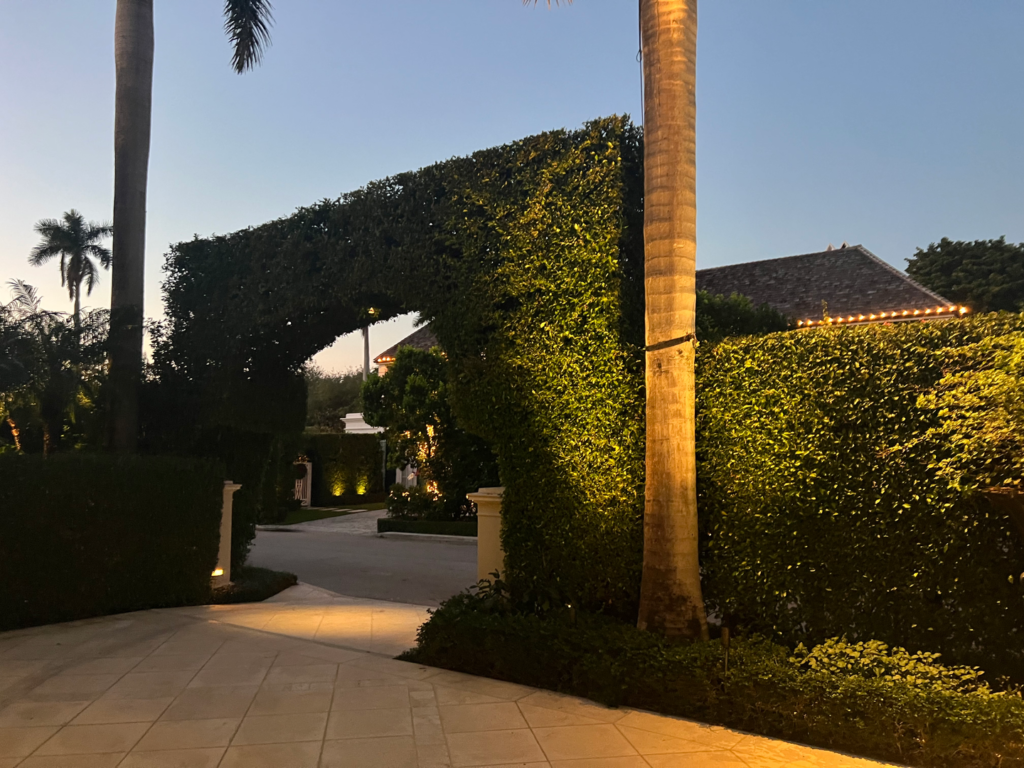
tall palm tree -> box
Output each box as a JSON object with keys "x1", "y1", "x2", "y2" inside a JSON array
[
  {"x1": 29, "y1": 210, "x2": 111, "y2": 339},
  {"x1": 108, "y1": 0, "x2": 274, "y2": 451},
  {"x1": 636, "y1": 0, "x2": 708, "y2": 640},
  {"x1": 528, "y1": 0, "x2": 708, "y2": 637}
]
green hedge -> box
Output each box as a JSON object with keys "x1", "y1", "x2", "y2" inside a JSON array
[
  {"x1": 160, "y1": 117, "x2": 647, "y2": 617},
  {"x1": 697, "y1": 314, "x2": 1024, "y2": 679},
  {"x1": 433, "y1": 119, "x2": 646, "y2": 615},
  {"x1": 0, "y1": 453, "x2": 223, "y2": 630},
  {"x1": 154, "y1": 115, "x2": 1024, "y2": 677},
  {"x1": 403, "y1": 591, "x2": 1024, "y2": 768},
  {"x1": 304, "y1": 433, "x2": 384, "y2": 507}
]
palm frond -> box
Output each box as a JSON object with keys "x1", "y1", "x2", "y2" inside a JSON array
[
  {"x1": 86, "y1": 244, "x2": 112, "y2": 270},
  {"x1": 29, "y1": 241, "x2": 62, "y2": 267},
  {"x1": 7, "y1": 280, "x2": 41, "y2": 315},
  {"x1": 81, "y1": 259, "x2": 98, "y2": 296},
  {"x1": 223, "y1": 0, "x2": 274, "y2": 74},
  {"x1": 86, "y1": 222, "x2": 113, "y2": 242},
  {"x1": 522, "y1": 0, "x2": 572, "y2": 6}
]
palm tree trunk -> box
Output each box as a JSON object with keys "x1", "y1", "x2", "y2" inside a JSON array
[
  {"x1": 73, "y1": 281, "x2": 81, "y2": 344},
  {"x1": 636, "y1": 0, "x2": 709, "y2": 640},
  {"x1": 108, "y1": 0, "x2": 153, "y2": 452}
]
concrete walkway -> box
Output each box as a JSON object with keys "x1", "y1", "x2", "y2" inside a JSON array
[
  {"x1": 265, "y1": 509, "x2": 389, "y2": 536},
  {"x1": 0, "y1": 585, "x2": 897, "y2": 768}
]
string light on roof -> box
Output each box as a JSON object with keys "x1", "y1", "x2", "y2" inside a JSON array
[{"x1": 794, "y1": 305, "x2": 969, "y2": 330}]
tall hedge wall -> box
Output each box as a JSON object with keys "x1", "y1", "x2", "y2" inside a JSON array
[
  {"x1": 697, "y1": 314, "x2": 1024, "y2": 679},
  {"x1": 0, "y1": 454, "x2": 223, "y2": 630},
  {"x1": 155, "y1": 115, "x2": 1023, "y2": 678},
  {"x1": 432, "y1": 122, "x2": 646, "y2": 613},
  {"x1": 158, "y1": 117, "x2": 647, "y2": 610},
  {"x1": 304, "y1": 432, "x2": 384, "y2": 506}
]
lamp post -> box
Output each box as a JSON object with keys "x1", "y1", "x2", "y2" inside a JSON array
[{"x1": 362, "y1": 326, "x2": 369, "y2": 382}]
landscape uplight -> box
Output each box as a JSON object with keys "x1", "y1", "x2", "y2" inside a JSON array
[{"x1": 212, "y1": 568, "x2": 224, "y2": 577}]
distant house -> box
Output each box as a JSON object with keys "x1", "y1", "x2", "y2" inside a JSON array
[
  {"x1": 697, "y1": 244, "x2": 964, "y2": 327},
  {"x1": 372, "y1": 324, "x2": 439, "y2": 375},
  {"x1": 370, "y1": 325, "x2": 439, "y2": 488},
  {"x1": 373, "y1": 245, "x2": 965, "y2": 362}
]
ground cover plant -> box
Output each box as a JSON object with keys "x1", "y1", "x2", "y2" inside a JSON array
[
  {"x1": 0, "y1": 453, "x2": 223, "y2": 630},
  {"x1": 210, "y1": 566, "x2": 297, "y2": 605},
  {"x1": 403, "y1": 584, "x2": 1024, "y2": 768}
]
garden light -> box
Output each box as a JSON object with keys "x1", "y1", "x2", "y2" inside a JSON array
[{"x1": 212, "y1": 568, "x2": 224, "y2": 577}]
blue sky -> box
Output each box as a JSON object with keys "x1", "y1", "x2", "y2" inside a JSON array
[{"x1": 1, "y1": 0, "x2": 1021, "y2": 372}]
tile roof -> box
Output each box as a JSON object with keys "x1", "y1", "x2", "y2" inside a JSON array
[
  {"x1": 696, "y1": 244, "x2": 952, "y2": 322},
  {"x1": 372, "y1": 324, "x2": 439, "y2": 365},
  {"x1": 374, "y1": 245, "x2": 959, "y2": 358}
]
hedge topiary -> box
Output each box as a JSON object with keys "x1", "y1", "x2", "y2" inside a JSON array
[
  {"x1": 0, "y1": 453, "x2": 223, "y2": 630},
  {"x1": 158, "y1": 117, "x2": 647, "y2": 613},
  {"x1": 304, "y1": 432, "x2": 384, "y2": 506},
  {"x1": 697, "y1": 313, "x2": 1024, "y2": 679}
]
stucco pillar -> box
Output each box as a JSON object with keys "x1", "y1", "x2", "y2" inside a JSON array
[
  {"x1": 213, "y1": 481, "x2": 241, "y2": 588},
  {"x1": 468, "y1": 486, "x2": 504, "y2": 583}
]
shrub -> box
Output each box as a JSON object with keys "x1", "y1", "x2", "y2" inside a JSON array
[
  {"x1": 403, "y1": 589, "x2": 1024, "y2": 768},
  {"x1": 304, "y1": 432, "x2": 383, "y2": 506},
  {"x1": 697, "y1": 314, "x2": 1024, "y2": 680},
  {"x1": 386, "y1": 483, "x2": 451, "y2": 521},
  {"x1": 695, "y1": 289, "x2": 791, "y2": 343},
  {"x1": 0, "y1": 453, "x2": 223, "y2": 630}
]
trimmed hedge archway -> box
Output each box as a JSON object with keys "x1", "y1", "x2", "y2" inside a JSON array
[{"x1": 155, "y1": 116, "x2": 648, "y2": 614}]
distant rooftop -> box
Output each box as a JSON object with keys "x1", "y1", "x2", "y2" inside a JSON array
[
  {"x1": 696, "y1": 244, "x2": 956, "y2": 324},
  {"x1": 373, "y1": 324, "x2": 438, "y2": 365},
  {"x1": 374, "y1": 245, "x2": 962, "y2": 361}
]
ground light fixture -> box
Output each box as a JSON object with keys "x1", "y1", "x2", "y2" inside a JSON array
[{"x1": 797, "y1": 305, "x2": 968, "y2": 328}]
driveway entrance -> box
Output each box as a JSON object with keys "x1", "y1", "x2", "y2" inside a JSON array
[{"x1": 249, "y1": 510, "x2": 477, "y2": 607}]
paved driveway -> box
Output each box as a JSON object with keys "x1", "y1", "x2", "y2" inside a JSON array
[
  {"x1": 249, "y1": 511, "x2": 477, "y2": 607},
  {"x1": 0, "y1": 585, "x2": 896, "y2": 767}
]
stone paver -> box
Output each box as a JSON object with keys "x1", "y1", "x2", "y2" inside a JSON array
[{"x1": 0, "y1": 585, "x2": 901, "y2": 767}]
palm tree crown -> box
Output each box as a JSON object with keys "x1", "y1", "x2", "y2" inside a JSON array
[{"x1": 30, "y1": 210, "x2": 112, "y2": 330}]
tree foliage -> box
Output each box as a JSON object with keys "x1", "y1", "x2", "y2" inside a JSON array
[
  {"x1": 28, "y1": 210, "x2": 111, "y2": 334},
  {"x1": 0, "y1": 282, "x2": 108, "y2": 454},
  {"x1": 304, "y1": 364, "x2": 362, "y2": 431},
  {"x1": 362, "y1": 346, "x2": 498, "y2": 519},
  {"x1": 695, "y1": 290, "x2": 790, "y2": 344},
  {"x1": 906, "y1": 237, "x2": 1024, "y2": 313}
]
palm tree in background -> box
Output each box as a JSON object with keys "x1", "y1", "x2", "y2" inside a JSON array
[
  {"x1": 29, "y1": 210, "x2": 111, "y2": 341},
  {"x1": 108, "y1": 0, "x2": 274, "y2": 451},
  {"x1": 529, "y1": 0, "x2": 708, "y2": 638}
]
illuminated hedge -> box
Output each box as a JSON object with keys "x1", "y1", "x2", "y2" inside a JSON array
[
  {"x1": 696, "y1": 313, "x2": 1024, "y2": 679},
  {"x1": 157, "y1": 117, "x2": 646, "y2": 608},
  {"x1": 304, "y1": 433, "x2": 384, "y2": 505}
]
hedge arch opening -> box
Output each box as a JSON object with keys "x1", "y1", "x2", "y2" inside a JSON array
[{"x1": 153, "y1": 117, "x2": 648, "y2": 615}]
